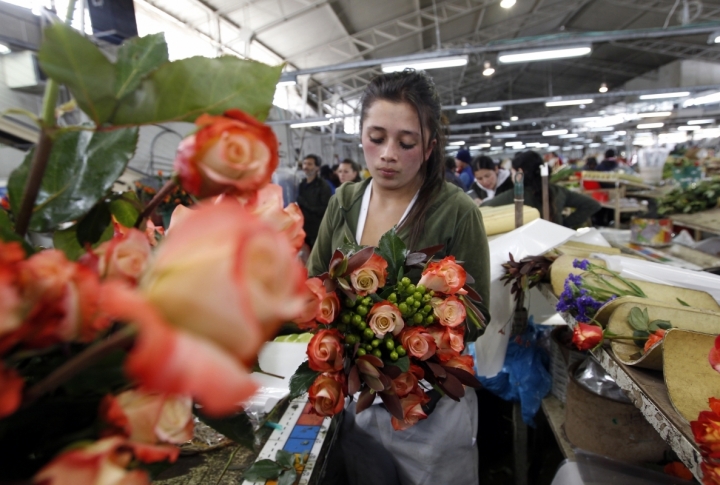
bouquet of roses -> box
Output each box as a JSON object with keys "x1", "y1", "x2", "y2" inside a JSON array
[{"x1": 289, "y1": 232, "x2": 486, "y2": 430}]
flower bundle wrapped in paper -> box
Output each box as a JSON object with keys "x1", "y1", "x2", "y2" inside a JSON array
[{"x1": 289, "y1": 233, "x2": 485, "y2": 430}]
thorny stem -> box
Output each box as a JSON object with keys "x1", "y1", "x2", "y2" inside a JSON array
[{"x1": 134, "y1": 178, "x2": 177, "y2": 229}]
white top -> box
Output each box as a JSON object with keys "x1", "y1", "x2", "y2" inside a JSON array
[{"x1": 355, "y1": 179, "x2": 420, "y2": 243}]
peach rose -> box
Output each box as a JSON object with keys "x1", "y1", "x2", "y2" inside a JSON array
[
  {"x1": 166, "y1": 204, "x2": 194, "y2": 235},
  {"x1": 174, "y1": 109, "x2": 278, "y2": 199},
  {"x1": 308, "y1": 373, "x2": 345, "y2": 417},
  {"x1": 307, "y1": 329, "x2": 344, "y2": 373},
  {"x1": 238, "y1": 184, "x2": 305, "y2": 254},
  {"x1": 144, "y1": 220, "x2": 164, "y2": 247},
  {"x1": 368, "y1": 302, "x2": 404, "y2": 339},
  {"x1": 430, "y1": 296, "x2": 466, "y2": 328},
  {"x1": 294, "y1": 278, "x2": 339, "y2": 328},
  {"x1": 0, "y1": 363, "x2": 23, "y2": 419},
  {"x1": 391, "y1": 390, "x2": 430, "y2": 431},
  {"x1": 444, "y1": 354, "x2": 476, "y2": 375},
  {"x1": 427, "y1": 325, "x2": 465, "y2": 362},
  {"x1": 400, "y1": 327, "x2": 436, "y2": 361},
  {"x1": 392, "y1": 371, "x2": 418, "y2": 398},
  {"x1": 95, "y1": 229, "x2": 152, "y2": 285},
  {"x1": 33, "y1": 437, "x2": 149, "y2": 485},
  {"x1": 349, "y1": 253, "x2": 387, "y2": 296},
  {"x1": 418, "y1": 256, "x2": 467, "y2": 295},
  {"x1": 0, "y1": 268, "x2": 22, "y2": 337}
]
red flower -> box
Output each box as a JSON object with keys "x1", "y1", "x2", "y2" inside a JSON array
[
  {"x1": 307, "y1": 329, "x2": 344, "y2": 373},
  {"x1": 702, "y1": 461, "x2": 720, "y2": 485},
  {"x1": 662, "y1": 462, "x2": 693, "y2": 481},
  {"x1": 308, "y1": 373, "x2": 345, "y2": 417},
  {"x1": 294, "y1": 278, "x2": 340, "y2": 329},
  {"x1": 400, "y1": 327, "x2": 436, "y2": 361},
  {"x1": 418, "y1": 256, "x2": 467, "y2": 295},
  {"x1": 173, "y1": 109, "x2": 278, "y2": 199},
  {"x1": 392, "y1": 371, "x2": 419, "y2": 398},
  {"x1": 710, "y1": 335, "x2": 720, "y2": 375},
  {"x1": 444, "y1": 354, "x2": 475, "y2": 375},
  {"x1": 571, "y1": 323, "x2": 603, "y2": 351},
  {"x1": 0, "y1": 363, "x2": 23, "y2": 419},
  {"x1": 391, "y1": 390, "x2": 431, "y2": 431},
  {"x1": 644, "y1": 329, "x2": 666, "y2": 353}
]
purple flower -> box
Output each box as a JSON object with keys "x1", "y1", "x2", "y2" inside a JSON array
[
  {"x1": 575, "y1": 294, "x2": 603, "y2": 322},
  {"x1": 573, "y1": 259, "x2": 590, "y2": 271},
  {"x1": 567, "y1": 273, "x2": 583, "y2": 287}
]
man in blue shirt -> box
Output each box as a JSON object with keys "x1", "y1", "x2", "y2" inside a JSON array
[{"x1": 455, "y1": 148, "x2": 474, "y2": 190}]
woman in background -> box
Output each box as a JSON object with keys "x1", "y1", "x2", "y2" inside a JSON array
[
  {"x1": 482, "y1": 150, "x2": 601, "y2": 228},
  {"x1": 469, "y1": 155, "x2": 512, "y2": 202},
  {"x1": 337, "y1": 158, "x2": 363, "y2": 184}
]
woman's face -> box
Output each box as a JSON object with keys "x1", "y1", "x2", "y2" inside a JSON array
[
  {"x1": 337, "y1": 163, "x2": 358, "y2": 184},
  {"x1": 361, "y1": 100, "x2": 434, "y2": 193},
  {"x1": 474, "y1": 168, "x2": 498, "y2": 190}
]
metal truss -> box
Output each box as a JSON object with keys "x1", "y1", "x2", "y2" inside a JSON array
[
  {"x1": 614, "y1": 38, "x2": 720, "y2": 63},
  {"x1": 603, "y1": 0, "x2": 720, "y2": 22}
]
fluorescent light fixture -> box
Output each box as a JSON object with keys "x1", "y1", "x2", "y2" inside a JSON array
[
  {"x1": 500, "y1": 0, "x2": 516, "y2": 8},
  {"x1": 637, "y1": 122, "x2": 664, "y2": 129},
  {"x1": 639, "y1": 92, "x2": 689, "y2": 100},
  {"x1": 456, "y1": 106, "x2": 502, "y2": 114},
  {"x1": 277, "y1": 79, "x2": 297, "y2": 87},
  {"x1": 290, "y1": 119, "x2": 339, "y2": 128},
  {"x1": 599, "y1": 83, "x2": 608, "y2": 93},
  {"x1": 678, "y1": 125, "x2": 700, "y2": 131},
  {"x1": 482, "y1": 61, "x2": 495, "y2": 76},
  {"x1": 461, "y1": 97, "x2": 468, "y2": 106},
  {"x1": 572, "y1": 145, "x2": 585, "y2": 149},
  {"x1": 501, "y1": 121, "x2": 510, "y2": 127},
  {"x1": 636, "y1": 111, "x2": 672, "y2": 118},
  {"x1": 545, "y1": 99, "x2": 594, "y2": 107},
  {"x1": 571, "y1": 116, "x2": 602, "y2": 123},
  {"x1": 526, "y1": 142, "x2": 549, "y2": 148},
  {"x1": 614, "y1": 131, "x2": 627, "y2": 135},
  {"x1": 510, "y1": 116, "x2": 519, "y2": 121},
  {"x1": 495, "y1": 125, "x2": 502, "y2": 130},
  {"x1": 493, "y1": 133, "x2": 518, "y2": 139},
  {"x1": 469, "y1": 144, "x2": 491, "y2": 149},
  {"x1": 542, "y1": 129, "x2": 568, "y2": 136},
  {"x1": 490, "y1": 146, "x2": 502, "y2": 150},
  {"x1": 684, "y1": 92, "x2": 720, "y2": 106},
  {"x1": 382, "y1": 55, "x2": 468, "y2": 73},
  {"x1": 589, "y1": 143, "x2": 601, "y2": 147},
  {"x1": 449, "y1": 141, "x2": 466, "y2": 146},
  {"x1": 547, "y1": 145, "x2": 560, "y2": 151},
  {"x1": 589, "y1": 127, "x2": 614, "y2": 132},
  {"x1": 506, "y1": 141, "x2": 524, "y2": 146},
  {"x1": 0, "y1": 43, "x2": 9, "y2": 55},
  {"x1": 688, "y1": 119, "x2": 715, "y2": 125},
  {"x1": 709, "y1": 31, "x2": 720, "y2": 44},
  {"x1": 558, "y1": 133, "x2": 578, "y2": 139},
  {"x1": 498, "y1": 45, "x2": 591, "y2": 64}
]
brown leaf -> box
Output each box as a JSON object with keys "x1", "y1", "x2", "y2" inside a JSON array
[
  {"x1": 382, "y1": 365, "x2": 402, "y2": 379},
  {"x1": 416, "y1": 244, "x2": 445, "y2": 260},
  {"x1": 438, "y1": 372, "x2": 465, "y2": 401},
  {"x1": 425, "y1": 361, "x2": 446, "y2": 378},
  {"x1": 356, "y1": 388, "x2": 375, "y2": 413},
  {"x1": 348, "y1": 365, "x2": 360, "y2": 395},
  {"x1": 345, "y1": 246, "x2": 375, "y2": 275},
  {"x1": 443, "y1": 366, "x2": 481, "y2": 388},
  {"x1": 361, "y1": 373, "x2": 385, "y2": 392},
  {"x1": 462, "y1": 284, "x2": 482, "y2": 302},
  {"x1": 357, "y1": 354, "x2": 384, "y2": 368},
  {"x1": 378, "y1": 390, "x2": 404, "y2": 420}
]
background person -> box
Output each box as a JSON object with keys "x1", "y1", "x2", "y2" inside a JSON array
[
  {"x1": 337, "y1": 158, "x2": 363, "y2": 184},
  {"x1": 469, "y1": 155, "x2": 512, "y2": 202},
  {"x1": 297, "y1": 154, "x2": 332, "y2": 248},
  {"x1": 454, "y1": 148, "x2": 474, "y2": 190},
  {"x1": 597, "y1": 149, "x2": 619, "y2": 171},
  {"x1": 307, "y1": 70, "x2": 489, "y2": 485},
  {"x1": 444, "y1": 155, "x2": 464, "y2": 188}
]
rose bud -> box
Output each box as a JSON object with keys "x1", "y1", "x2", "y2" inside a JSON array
[
  {"x1": 571, "y1": 323, "x2": 603, "y2": 351},
  {"x1": 349, "y1": 253, "x2": 388, "y2": 296},
  {"x1": 174, "y1": 109, "x2": 278, "y2": 199},
  {"x1": 418, "y1": 256, "x2": 467, "y2": 295},
  {"x1": 368, "y1": 302, "x2": 404, "y2": 339}
]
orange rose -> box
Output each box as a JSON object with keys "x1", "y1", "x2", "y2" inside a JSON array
[
  {"x1": 294, "y1": 278, "x2": 339, "y2": 328},
  {"x1": 308, "y1": 373, "x2": 345, "y2": 417},
  {"x1": 571, "y1": 323, "x2": 603, "y2": 351},
  {"x1": 0, "y1": 261, "x2": 22, "y2": 337},
  {"x1": 0, "y1": 363, "x2": 23, "y2": 419},
  {"x1": 691, "y1": 398, "x2": 720, "y2": 458},
  {"x1": 94, "y1": 229, "x2": 152, "y2": 285},
  {"x1": 400, "y1": 327, "x2": 436, "y2": 361},
  {"x1": 307, "y1": 329, "x2": 344, "y2": 373},
  {"x1": 144, "y1": 220, "x2": 164, "y2": 247},
  {"x1": 391, "y1": 390, "x2": 430, "y2": 431},
  {"x1": 417, "y1": 256, "x2": 467, "y2": 295},
  {"x1": 174, "y1": 109, "x2": 278, "y2": 199},
  {"x1": 444, "y1": 354, "x2": 476, "y2": 375},
  {"x1": 644, "y1": 329, "x2": 666, "y2": 353},
  {"x1": 368, "y1": 302, "x2": 404, "y2": 339},
  {"x1": 33, "y1": 437, "x2": 149, "y2": 485},
  {"x1": 702, "y1": 461, "x2": 720, "y2": 485},
  {"x1": 430, "y1": 296, "x2": 466, "y2": 328},
  {"x1": 349, "y1": 253, "x2": 387, "y2": 296},
  {"x1": 166, "y1": 204, "x2": 194, "y2": 234},
  {"x1": 392, "y1": 371, "x2": 418, "y2": 398},
  {"x1": 427, "y1": 325, "x2": 464, "y2": 362},
  {"x1": 710, "y1": 335, "x2": 720, "y2": 374}
]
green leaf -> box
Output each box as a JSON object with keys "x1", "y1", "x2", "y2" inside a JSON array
[
  {"x1": 387, "y1": 356, "x2": 410, "y2": 373},
  {"x1": 111, "y1": 57, "x2": 282, "y2": 125},
  {"x1": 649, "y1": 320, "x2": 672, "y2": 332},
  {"x1": 38, "y1": 23, "x2": 117, "y2": 125},
  {"x1": 275, "y1": 449, "x2": 294, "y2": 470},
  {"x1": 632, "y1": 329, "x2": 649, "y2": 348},
  {"x1": 278, "y1": 469, "x2": 299, "y2": 485},
  {"x1": 376, "y1": 228, "x2": 407, "y2": 284},
  {"x1": 8, "y1": 128, "x2": 138, "y2": 232},
  {"x1": 194, "y1": 409, "x2": 255, "y2": 450},
  {"x1": 289, "y1": 361, "x2": 320, "y2": 400},
  {"x1": 0, "y1": 210, "x2": 11, "y2": 231},
  {"x1": 0, "y1": 227, "x2": 33, "y2": 255},
  {"x1": 52, "y1": 222, "x2": 113, "y2": 261},
  {"x1": 115, "y1": 33, "x2": 168, "y2": 100},
  {"x1": 77, "y1": 202, "x2": 112, "y2": 246},
  {"x1": 109, "y1": 193, "x2": 141, "y2": 228},
  {"x1": 243, "y1": 459, "x2": 283, "y2": 481},
  {"x1": 677, "y1": 298, "x2": 690, "y2": 307},
  {"x1": 627, "y1": 307, "x2": 649, "y2": 331}
]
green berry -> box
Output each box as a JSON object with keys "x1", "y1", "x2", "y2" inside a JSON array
[
  {"x1": 352, "y1": 314, "x2": 362, "y2": 325},
  {"x1": 423, "y1": 305, "x2": 432, "y2": 314},
  {"x1": 346, "y1": 334, "x2": 356, "y2": 345},
  {"x1": 341, "y1": 313, "x2": 351, "y2": 325},
  {"x1": 401, "y1": 277, "x2": 411, "y2": 286},
  {"x1": 364, "y1": 328, "x2": 375, "y2": 340},
  {"x1": 363, "y1": 297, "x2": 373, "y2": 307},
  {"x1": 388, "y1": 293, "x2": 397, "y2": 303},
  {"x1": 398, "y1": 302, "x2": 409, "y2": 314},
  {"x1": 413, "y1": 292, "x2": 422, "y2": 301},
  {"x1": 337, "y1": 323, "x2": 348, "y2": 333},
  {"x1": 372, "y1": 339, "x2": 381, "y2": 348},
  {"x1": 413, "y1": 300, "x2": 421, "y2": 308},
  {"x1": 373, "y1": 349, "x2": 383, "y2": 358},
  {"x1": 396, "y1": 346, "x2": 406, "y2": 356},
  {"x1": 357, "y1": 348, "x2": 367, "y2": 356},
  {"x1": 356, "y1": 305, "x2": 368, "y2": 316},
  {"x1": 390, "y1": 351, "x2": 399, "y2": 361},
  {"x1": 413, "y1": 313, "x2": 424, "y2": 324},
  {"x1": 357, "y1": 321, "x2": 367, "y2": 331},
  {"x1": 365, "y1": 344, "x2": 373, "y2": 352},
  {"x1": 385, "y1": 339, "x2": 395, "y2": 350},
  {"x1": 425, "y1": 315, "x2": 435, "y2": 325},
  {"x1": 345, "y1": 298, "x2": 356, "y2": 308},
  {"x1": 406, "y1": 284, "x2": 416, "y2": 293},
  {"x1": 428, "y1": 290, "x2": 435, "y2": 297},
  {"x1": 416, "y1": 284, "x2": 426, "y2": 293},
  {"x1": 423, "y1": 294, "x2": 432, "y2": 302},
  {"x1": 405, "y1": 296, "x2": 415, "y2": 306}
]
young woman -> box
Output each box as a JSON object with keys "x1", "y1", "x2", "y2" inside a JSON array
[
  {"x1": 482, "y1": 150, "x2": 601, "y2": 228},
  {"x1": 470, "y1": 155, "x2": 512, "y2": 201},
  {"x1": 337, "y1": 158, "x2": 363, "y2": 184},
  {"x1": 307, "y1": 70, "x2": 490, "y2": 485}
]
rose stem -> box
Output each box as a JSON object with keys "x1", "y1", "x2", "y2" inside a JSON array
[
  {"x1": 134, "y1": 178, "x2": 177, "y2": 229},
  {"x1": 22, "y1": 326, "x2": 136, "y2": 408},
  {"x1": 14, "y1": 0, "x2": 78, "y2": 237}
]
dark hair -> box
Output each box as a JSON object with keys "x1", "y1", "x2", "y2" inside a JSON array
[
  {"x1": 304, "y1": 154, "x2": 322, "y2": 167},
  {"x1": 470, "y1": 155, "x2": 496, "y2": 172},
  {"x1": 512, "y1": 150, "x2": 555, "y2": 221},
  {"x1": 444, "y1": 156, "x2": 456, "y2": 171},
  {"x1": 340, "y1": 159, "x2": 362, "y2": 182},
  {"x1": 359, "y1": 70, "x2": 446, "y2": 250},
  {"x1": 604, "y1": 149, "x2": 616, "y2": 159},
  {"x1": 585, "y1": 156, "x2": 598, "y2": 169},
  {"x1": 320, "y1": 165, "x2": 340, "y2": 186}
]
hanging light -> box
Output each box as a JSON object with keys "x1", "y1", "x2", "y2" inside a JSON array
[
  {"x1": 599, "y1": 83, "x2": 608, "y2": 93},
  {"x1": 482, "y1": 62, "x2": 495, "y2": 76},
  {"x1": 500, "y1": 0, "x2": 517, "y2": 8},
  {"x1": 461, "y1": 97, "x2": 468, "y2": 106}
]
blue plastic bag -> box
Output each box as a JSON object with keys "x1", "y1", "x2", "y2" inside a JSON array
[{"x1": 470, "y1": 317, "x2": 552, "y2": 426}]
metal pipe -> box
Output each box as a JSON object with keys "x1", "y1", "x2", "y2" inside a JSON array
[
  {"x1": 514, "y1": 172, "x2": 524, "y2": 229},
  {"x1": 541, "y1": 164, "x2": 550, "y2": 221}
]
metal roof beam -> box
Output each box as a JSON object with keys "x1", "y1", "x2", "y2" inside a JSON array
[{"x1": 614, "y1": 38, "x2": 720, "y2": 63}]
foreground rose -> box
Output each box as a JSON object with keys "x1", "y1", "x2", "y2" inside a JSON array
[
  {"x1": 33, "y1": 437, "x2": 149, "y2": 485},
  {"x1": 644, "y1": 329, "x2": 666, "y2": 353},
  {"x1": 174, "y1": 109, "x2": 278, "y2": 198},
  {"x1": 94, "y1": 229, "x2": 152, "y2": 285},
  {"x1": 418, "y1": 256, "x2": 467, "y2": 295},
  {"x1": 349, "y1": 254, "x2": 388, "y2": 296},
  {"x1": 368, "y1": 302, "x2": 404, "y2": 339},
  {"x1": 710, "y1": 335, "x2": 720, "y2": 374},
  {"x1": 392, "y1": 370, "x2": 419, "y2": 398},
  {"x1": 0, "y1": 363, "x2": 23, "y2": 419},
  {"x1": 430, "y1": 296, "x2": 466, "y2": 327},
  {"x1": 702, "y1": 461, "x2": 720, "y2": 485},
  {"x1": 308, "y1": 373, "x2": 345, "y2": 416},
  {"x1": 100, "y1": 390, "x2": 192, "y2": 464},
  {"x1": 294, "y1": 278, "x2": 339, "y2": 329},
  {"x1": 691, "y1": 398, "x2": 720, "y2": 457},
  {"x1": 400, "y1": 327, "x2": 436, "y2": 361},
  {"x1": 307, "y1": 329, "x2": 344, "y2": 372},
  {"x1": 391, "y1": 390, "x2": 430, "y2": 431},
  {"x1": 444, "y1": 354, "x2": 476, "y2": 375},
  {"x1": 0, "y1": 242, "x2": 24, "y2": 335},
  {"x1": 571, "y1": 323, "x2": 603, "y2": 351}
]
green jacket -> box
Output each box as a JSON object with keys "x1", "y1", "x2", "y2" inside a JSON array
[
  {"x1": 307, "y1": 179, "x2": 490, "y2": 341},
  {"x1": 481, "y1": 184, "x2": 601, "y2": 228}
]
